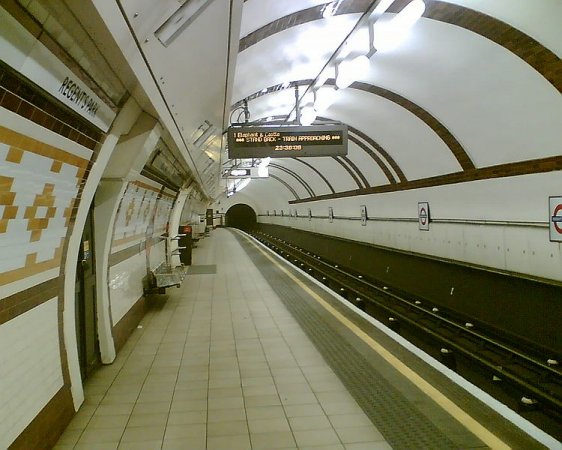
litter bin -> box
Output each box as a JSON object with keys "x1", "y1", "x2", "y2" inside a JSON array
[{"x1": 177, "y1": 225, "x2": 193, "y2": 265}]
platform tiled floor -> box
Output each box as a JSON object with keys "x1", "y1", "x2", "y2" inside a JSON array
[{"x1": 55, "y1": 229, "x2": 391, "y2": 450}]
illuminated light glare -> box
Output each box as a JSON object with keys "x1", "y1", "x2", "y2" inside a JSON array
[
  {"x1": 339, "y1": 28, "x2": 370, "y2": 59},
  {"x1": 315, "y1": 67, "x2": 334, "y2": 88},
  {"x1": 372, "y1": 0, "x2": 425, "y2": 52},
  {"x1": 236, "y1": 178, "x2": 251, "y2": 192},
  {"x1": 258, "y1": 157, "x2": 271, "y2": 168},
  {"x1": 301, "y1": 90, "x2": 314, "y2": 106},
  {"x1": 322, "y1": 0, "x2": 343, "y2": 18},
  {"x1": 300, "y1": 106, "x2": 317, "y2": 126},
  {"x1": 230, "y1": 169, "x2": 247, "y2": 176},
  {"x1": 314, "y1": 86, "x2": 338, "y2": 113},
  {"x1": 261, "y1": 88, "x2": 268, "y2": 93},
  {"x1": 336, "y1": 55, "x2": 370, "y2": 89},
  {"x1": 257, "y1": 156, "x2": 271, "y2": 177}
]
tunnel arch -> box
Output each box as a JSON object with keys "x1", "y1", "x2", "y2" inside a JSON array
[{"x1": 225, "y1": 204, "x2": 258, "y2": 231}]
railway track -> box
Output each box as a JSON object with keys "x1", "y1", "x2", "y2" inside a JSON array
[{"x1": 250, "y1": 230, "x2": 562, "y2": 440}]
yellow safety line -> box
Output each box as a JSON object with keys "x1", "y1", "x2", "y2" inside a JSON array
[{"x1": 244, "y1": 234, "x2": 511, "y2": 450}]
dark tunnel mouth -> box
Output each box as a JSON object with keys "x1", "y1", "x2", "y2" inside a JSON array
[{"x1": 225, "y1": 203, "x2": 257, "y2": 231}]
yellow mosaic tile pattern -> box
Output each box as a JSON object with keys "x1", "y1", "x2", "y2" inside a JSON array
[
  {"x1": 0, "y1": 126, "x2": 89, "y2": 287},
  {"x1": 111, "y1": 181, "x2": 174, "y2": 249}
]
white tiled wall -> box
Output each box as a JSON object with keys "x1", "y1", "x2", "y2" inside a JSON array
[
  {"x1": 0, "y1": 298, "x2": 63, "y2": 449},
  {"x1": 109, "y1": 251, "x2": 148, "y2": 325}
]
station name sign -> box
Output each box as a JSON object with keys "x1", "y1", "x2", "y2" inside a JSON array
[{"x1": 228, "y1": 124, "x2": 348, "y2": 158}]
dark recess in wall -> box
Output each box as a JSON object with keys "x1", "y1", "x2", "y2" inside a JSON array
[
  {"x1": 226, "y1": 204, "x2": 257, "y2": 231},
  {"x1": 255, "y1": 223, "x2": 561, "y2": 357}
]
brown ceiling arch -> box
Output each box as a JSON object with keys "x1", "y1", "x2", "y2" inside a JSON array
[
  {"x1": 318, "y1": 115, "x2": 404, "y2": 182},
  {"x1": 289, "y1": 154, "x2": 562, "y2": 204},
  {"x1": 235, "y1": 78, "x2": 473, "y2": 173},
  {"x1": 239, "y1": 0, "x2": 561, "y2": 93},
  {"x1": 333, "y1": 156, "x2": 366, "y2": 189},
  {"x1": 269, "y1": 163, "x2": 316, "y2": 197},
  {"x1": 340, "y1": 155, "x2": 371, "y2": 187},
  {"x1": 268, "y1": 173, "x2": 300, "y2": 200},
  {"x1": 342, "y1": 81, "x2": 475, "y2": 170},
  {"x1": 249, "y1": 114, "x2": 394, "y2": 190},
  {"x1": 291, "y1": 158, "x2": 336, "y2": 194},
  {"x1": 347, "y1": 134, "x2": 397, "y2": 184}
]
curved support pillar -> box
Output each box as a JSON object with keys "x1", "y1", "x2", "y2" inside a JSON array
[
  {"x1": 94, "y1": 181, "x2": 126, "y2": 364},
  {"x1": 62, "y1": 97, "x2": 147, "y2": 409},
  {"x1": 92, "y1": 105, "x2": 161, "y2": 368}
]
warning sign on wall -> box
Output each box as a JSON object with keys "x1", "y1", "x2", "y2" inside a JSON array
[
  {"x1": 418, "y1": 202, "x2": 430, "y2": 231},
  {"x1": 549, "y1": 196, "x2": 562, "y2": 242}
]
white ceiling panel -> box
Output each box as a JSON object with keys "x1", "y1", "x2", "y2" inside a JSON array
[
  {"x1": 443, "y1": 0, "x2": 562, "y2": 57},
  {"x1": 364, "y1": 18, "x2": 562, "y2": 167},
  {"x1": 234, "y1": 14, "x2": 360, "y2": 102}
]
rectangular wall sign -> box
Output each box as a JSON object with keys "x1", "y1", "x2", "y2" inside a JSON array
[
  {"x1": 1, "y1": 9, "x2": 116, "y2": 131},
  {"x1": 549, "y1": 196, "x2": 562, "y2": 242},
  {"x1": 418, "y1": 202, "x2": 430, "y2": 231},
  {"x1": 228, "y1": 124, "x2": 348, "y2": 158}
]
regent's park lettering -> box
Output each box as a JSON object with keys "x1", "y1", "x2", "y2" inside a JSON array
[{"x1": 58, "y1": 77, "x2": 99, "y2": 118}]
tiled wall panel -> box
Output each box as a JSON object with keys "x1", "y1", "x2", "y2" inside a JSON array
[
  {"x1": 0, "y1": 124, "x2": 89, "y2": 293},
  {"x1": 0, "y1": 298, "x2": 63, "y2": 449},
  {"x1": 109, "y1": 252, "x2": 147, "y2": 325},
  {"x1": 108, "y1": 178, "x2": 176, "y2": 326},
  {"x1": 111, "y1": 181, "x2": 174, "y2": 252}
]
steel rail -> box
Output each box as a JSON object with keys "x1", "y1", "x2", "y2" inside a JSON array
[{"x1": 253, "y1": 232, "x2": 562, "y2": 414}]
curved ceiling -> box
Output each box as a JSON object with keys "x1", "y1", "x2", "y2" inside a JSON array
[{"x1": 223, "y1": 0, "x2": 562, "y2": 206}]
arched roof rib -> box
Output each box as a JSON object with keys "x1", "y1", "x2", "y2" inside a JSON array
[
  {"x1": 292, "y1": 158, "x2": 336, "y2": 194},
  {"x1": 290, "y1": 155, "x2": 562, "y2": 204},
  {"x1": 232, "y1": 0, "x2": 561, "y2": 204},
  {"x1": 333, "y1": 156, "x2": 367, "y2": 189},
  {"x1": 268, "y1": 173, "x2": 300, "y2": 200},
  {"x1": 269, "y1": 163, "x2": 316, "y2": 197},
  {"x1": 239, "y1": 0, "x2": 561, "y2": 93}
]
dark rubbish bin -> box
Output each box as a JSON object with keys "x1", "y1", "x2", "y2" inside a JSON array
[{"x1": 177, "y1": 225, "x2": 193, "y2": 265}]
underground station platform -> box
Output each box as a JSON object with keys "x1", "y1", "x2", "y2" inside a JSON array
[{"x1": 55, "y1": 229, "x2": 557, "y2": 450}]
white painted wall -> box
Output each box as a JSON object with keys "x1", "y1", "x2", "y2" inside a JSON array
[{"x1": 229, "y1": 171, "x2": 562, "y2": 283}]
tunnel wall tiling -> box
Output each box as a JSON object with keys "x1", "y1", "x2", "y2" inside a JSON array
[
  {"x1": 0, "y1": 107, "x2": 97, "y2": 446},
  {"x1": 108, "y1": 178, "x2": 176, "y2": 328}
]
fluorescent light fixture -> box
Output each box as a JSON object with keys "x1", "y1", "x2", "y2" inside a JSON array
[
  {"x1": 314, "y1": 86, "x2": 338, "y2": 113},
  {"x1": 230, "y1": 169, "x2": 249, "y2": 176},
  {"x1": 300, "y1": 106, "x2": 317, "y2": 126},
  {"x1": 372, "y1": 0, "x2": 425, "y2": 52},
  {"x1": 336, "y1": 55, "x2": 370, "y2": 89},
  {"x1": 155, "y1": 0, "x2": 217, "y2": 47}
]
